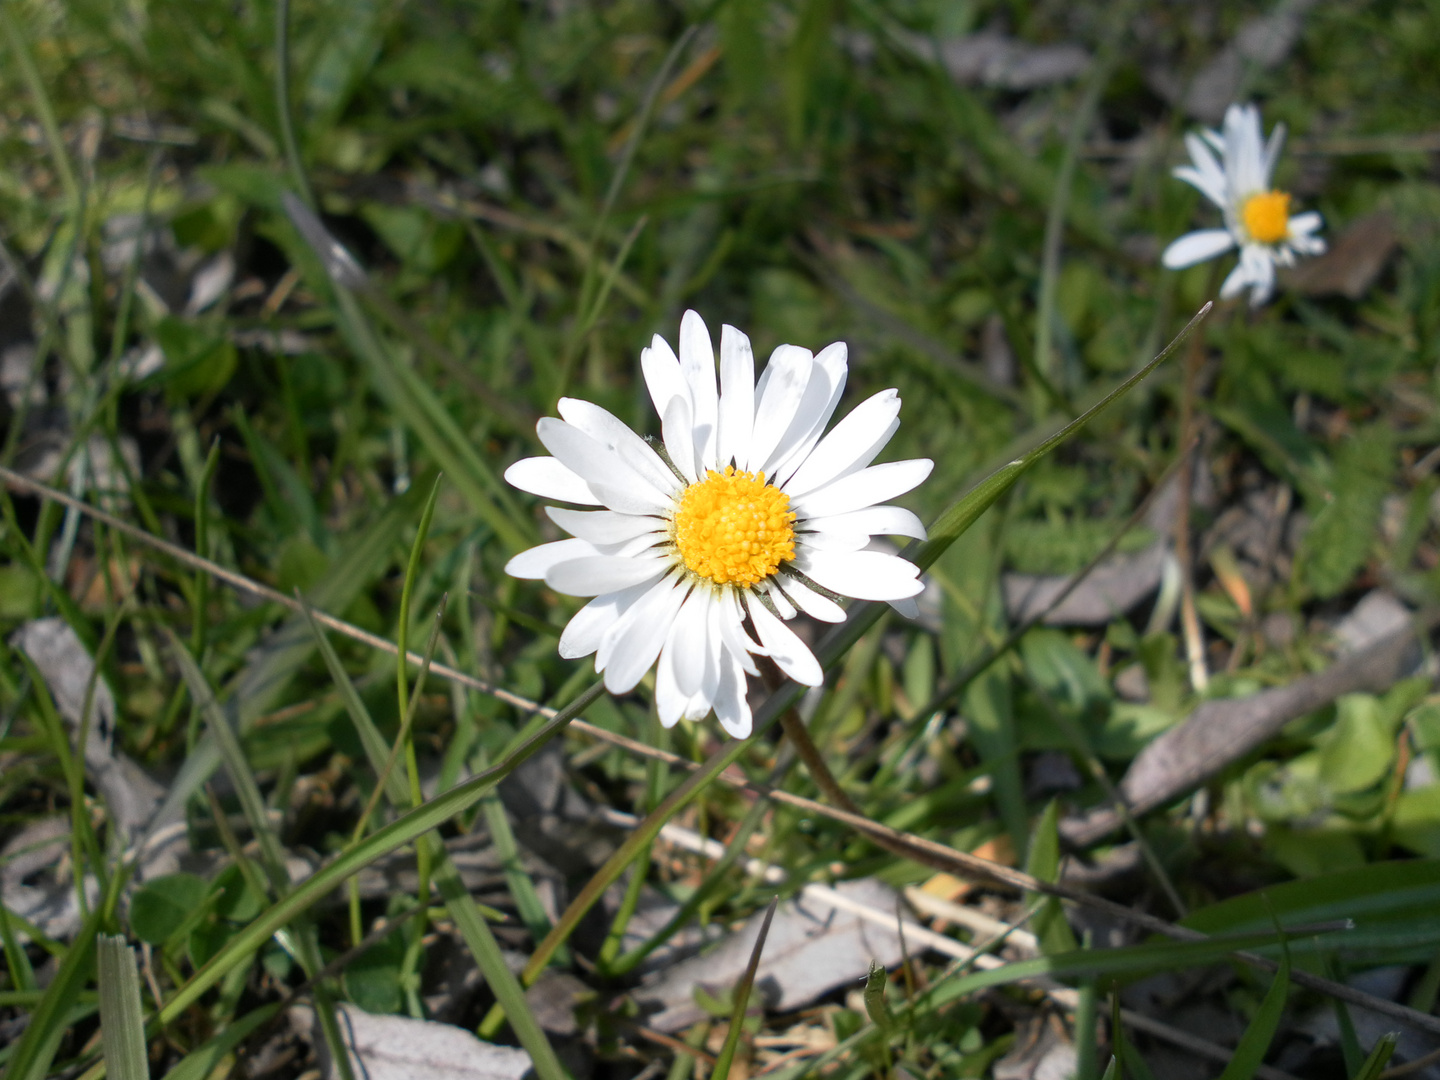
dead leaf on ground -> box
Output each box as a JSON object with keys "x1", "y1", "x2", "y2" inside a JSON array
[
  {"x1": 1003, "y1": 542, "x2": 1167, "y2": 627},
  {"x1": 1151, "y1": 0, "x2": 1317, "y2": 122},
  {"x1": 0, "y1": 815, "x2": 98, "y2": 941},
  {"x1": 1285, "y1": 211, "x2": 1399, "y2": 299},
  {"x1": 1062, "y1": 611, "x2": 1428, "y2": 847},
  {"x1": 11, "y1": 617, "x2": 164, "y2": 837},
  {"x1": 294, "y1": 1003, "x2": 533, "y2": 1080},
  {"x1": 895, "y1": 30, "x2": 1090, "y2": 89},
  {"x1": 635, "y1": 878, "x2": 907, "y2": 1034}
]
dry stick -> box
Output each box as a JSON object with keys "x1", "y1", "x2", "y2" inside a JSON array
[
  {"x1": 1173, "y1": 277, "x2": 1229, "y2": 693},
  {"x1": 9, "y1": 465, "x2": 1440, "y2": 1038}
]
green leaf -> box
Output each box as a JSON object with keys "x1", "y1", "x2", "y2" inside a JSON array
[
  {"x1": 151, "y1": 316, "x2": 237, "y2": 400},
  {"x1": 1300, "y1": 425, "x2": 1393, "y2": 599},
  {"x1": 1025, "y1": 800, "x2": 1078, "y2": 955},
  {"x1": 342, "y1": 929, "x2": 406, "y2": 1015},
  {"x1": 130, "y1": 874, "x2": 209, "y2": 945}
]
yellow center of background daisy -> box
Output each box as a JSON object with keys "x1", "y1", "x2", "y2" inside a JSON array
[
  {"x1": 1241, "y1": 190, "x2": 1291, "y2": 244},
  {"x1": 673, "y1": 466, "x2": 796, "y2": 586}
]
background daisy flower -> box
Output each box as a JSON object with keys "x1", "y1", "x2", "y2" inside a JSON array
[
  {"x1": 1161, "y1": 102, "x2": 1326, "y2": 307},
  {"x1": 504, "y1": 311, "x2": 932, "y2": 739}
]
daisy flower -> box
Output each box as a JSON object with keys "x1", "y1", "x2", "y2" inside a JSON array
[
  {"x1": 1162, "y1": 102, "x2": 1325, "y2": 307},
  {"x1": 504, "y1": 311, "x2": 932, "y2": 739}
]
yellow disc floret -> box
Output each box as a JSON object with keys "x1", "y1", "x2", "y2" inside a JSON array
[
  {"x1": 673, "y1": 466, "x2": 796, "y2": 586},
  {"x1": 1241, "y1": 190, "x2": 1291, "y2": 245}
]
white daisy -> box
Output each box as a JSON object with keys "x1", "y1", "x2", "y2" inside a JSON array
[
  {"x1": 504, "y1": 310, "x2": 932, "y2": 739},
  {"x1": 1162, "y1": 102, "x2": 1326, "y2": 307}
]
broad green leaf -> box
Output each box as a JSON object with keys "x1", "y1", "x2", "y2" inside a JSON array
[
  {"x1": 1025, "y1": 800, "x2": 1078, "y2": 955},
  {"x1": 1300, "y1": 425, "x2": 1393, "y2": 598},
  {"x1": 130, "y1": 874, "x2": 209, "y2": 945}
]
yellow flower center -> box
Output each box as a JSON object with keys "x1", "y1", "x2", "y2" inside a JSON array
[
  {"x1": 672, "y1": 466, "x2": 796, "y2": 587},
  {"x1": 1241, "y1": 190, "x2": 1291, "y2": 244}
]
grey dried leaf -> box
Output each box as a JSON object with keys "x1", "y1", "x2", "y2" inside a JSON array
[
  {"x1": 1003, "y1": 542, "x2": 1166, "y2": 627},
  {"x1": 1151, "y1": 0, "x2": 1316, "y2": 122},
  {"x1": 1285, "y1": 211, "x2": 1399, "y2": 299},
  {"x1": 912, "y1": 30, "x2": 1090, "y2": 89},
  {"x1": 297, "y1": 1004, "x2": 533, "y2": 1080},
  {"x1": 635, "y1": 878, "x2": 907, "y2": 1034},
  {"x1": 12, "y1": 617, "x2": 164, "y2": 836},
  {"x1": 0, "y1": 815, "x2": 98, "y2": 941},
  {"x1": 1062, "y1": 614, "x2": 1427, "y2": 846}
]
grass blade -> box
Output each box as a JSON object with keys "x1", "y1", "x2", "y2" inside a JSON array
[
  {"x1": 710, "y1": 897, "x2": 779, "y2": 1080},
  {"x1": 1216, "y1": 953, "x2": 1290, "y2": 1080},
  {"x1": 96, "y1": 936, "x2": 149, "y2": 1080}
]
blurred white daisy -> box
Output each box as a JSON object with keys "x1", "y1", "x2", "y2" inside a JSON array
[
  {"x1": 1162, "y1": 102, "x2": 1325, "y2": 307},
  {"x1": 504, "y1": 311, "x2": 932, "y2": 739}
]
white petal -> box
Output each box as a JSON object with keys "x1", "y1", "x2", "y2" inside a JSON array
[
  {"x1": 766, "y1": 341, "x2": 848, "y2": 484},
  {"x1": 716, "y1": 324, "x2": 755, "y2": 470},
  {"x1": 1219, "y1": 259, "x2": 1253, "y2": 300},
  {"x1": 745, "y1": 345, "x2": 812, "y2": 472},
  {"x1": 668, "y1": 588, "x2": 716, "y2": 697},
  {"x1": 545, "y1": 553, "x2": 669, "y2": 597},
  {"x1": 888, "y1": 596, "x2": 920, "y2": 620},
  {"x1": 504, "y1": 456, "x2": 601, "y2": 505},
  {"x1": 765, "y1": 582, "x2": 797, "y2": 619},
  {"x1": 1161, "y1": 229, "x2": 1235, "y2": 270},
  {"x1": 662, "y1": 393, "x2": 698, "y2": 484},
  {"x1": 792, "y1": 458, "x2": 934, "y2": 519},
  {"x1": 1175, "y1": 133, "x2": 1228, "y2": 208},
  {"x1": 777, "y1": 574, "x2": 846, "y2": 622},
  {"x1": 685, "y1": 599, "x2": 725, "y2": 720},
  {"x1": 716, "y1": 589, "x2": 763, "y2": 675},
  {"x1": 546, "y1": 507, "x2": 664, "y2": 545},
  {"x1": 679, "y1": 310, "x2": 719, "y2": 467},
  {"x1": 797, "y1": 549, "x2": 923, "y2": 602},
  {"x1": 598, "y1": 575, "x2": 688, "y2": 693},
  {"x1": 537, "y1": 418, "x2": 670, "y2": 515},
  {"x1": 807, "y1": 505, "x2": 927, "y2": 542},
  {"x1": 1245, "y1": 249, "x2": 1276, "y2": 307},
  {"x1": 746, "y1": 594, "x2": 823, "y2": 687},
  {"x1": 655, "y1": 642, "x2": 687, "y2": 728},
  {"x1": 642, "y1": 334, "x2": 690, "y2": 421},
  {"x1": 1288, "y1": 211, "x2": 1323, "y2": 237},
  {"x1": 557, "y1": 398, "x2": 681, "y2": 497},
  {"x1": 796, "y1": 526, "x2": 871, "y2": 551},
  {"x1": 713, "y1": 649, "x2": 753, "y2": 739},
  {"x1": 783, "y1": 389, "x2": 901, "y2": 497},
  {"x1": 559, "y1": 579, "x2": 655, "y2": 659},
  {"x1": 1224, "y1": 103, "x2": 1267, "y2": 198},
  {"x1": 505, "y1": 538, "x2": 597, "y2": 580}
]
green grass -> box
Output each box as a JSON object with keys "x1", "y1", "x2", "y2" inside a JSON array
[{"x1": 3, "y1": 0, "x2": 1440, "y2": 1077}]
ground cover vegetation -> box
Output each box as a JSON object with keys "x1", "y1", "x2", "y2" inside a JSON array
[{"x1": 2, "y1": 0, "x2": 1440, "y2": 1077}]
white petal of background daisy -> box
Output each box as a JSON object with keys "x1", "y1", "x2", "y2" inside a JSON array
[
  {"x1": 504, "y1": 310, "x2": 933, "y2": 739},
  {"x1": 1161, "y1": 102, "x2": 1326, "y2": 307}
]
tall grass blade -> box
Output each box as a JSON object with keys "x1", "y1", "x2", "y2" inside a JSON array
[
  {"x1": 1216, "y1": 953, "x2": 1290, "y2": 1080},
  {"x1": 96, "y1": 936, "x2": 149, "y2": 1080},
  {"x1": 710, "y1": 897, "x2": 779, "y2": 1080}
]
